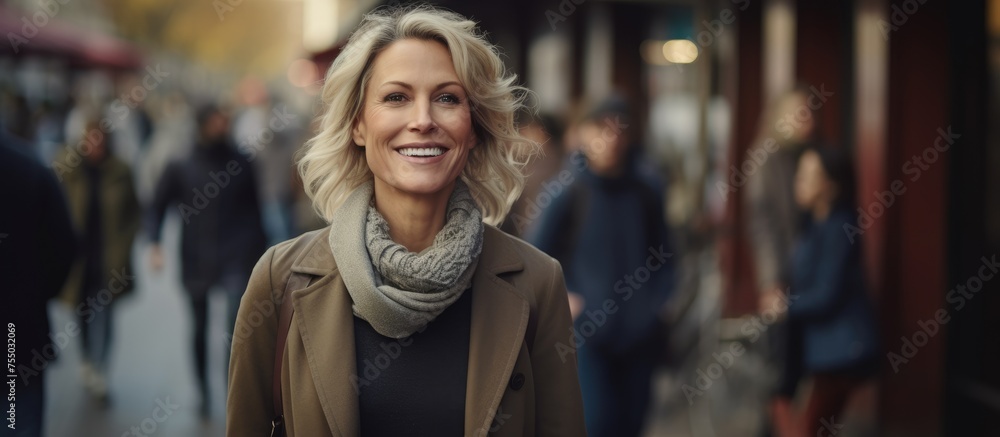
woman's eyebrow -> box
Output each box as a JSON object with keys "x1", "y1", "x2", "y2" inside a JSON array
[
  {"x1": 380, "y1": 80, "x2": 413, "y2": 90},
  {"x1": 378, "y1": 80, "x2": 463, "y2": 91}
]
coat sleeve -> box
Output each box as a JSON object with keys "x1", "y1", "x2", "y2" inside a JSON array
[
  {"x1": 227, "y1": 246, "x2": 279, "y2": 436},
  {"x1": 146, "y1": 161, "x2": 177, "y2": 244},
  {"x1": 39, "y1": 165, "x2": 78, "y2": 300},
  {"x1": 786, "y1": 223, "x2": 852, "y2": 321},
  {"x1": 524, "y1": 181, "x2": 573, "y2": 264},
  {"x1": 531, "y1": 259, "x2": 587, "y2": 436},
  {"x1": 744, "y1": 167, "x2": 784, "y2": 291},
  {"x1": 121, "y1": 167, "x2": 141, "y2": 244}
]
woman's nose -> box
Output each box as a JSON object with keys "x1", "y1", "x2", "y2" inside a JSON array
[{"x1": 407, "y1": 100, "x2": 436, "y2": 133}]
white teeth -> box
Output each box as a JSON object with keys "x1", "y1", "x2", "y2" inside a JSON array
[{"x1": 398, "y1": 147, "x2": 445, "y2": 157}]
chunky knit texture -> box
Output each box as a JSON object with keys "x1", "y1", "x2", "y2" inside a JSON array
[{"x1": 329, "y1": 179, "x2": 483, "y2": 338}]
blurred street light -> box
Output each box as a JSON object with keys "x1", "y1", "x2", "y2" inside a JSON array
[{"x1": 641, "y1": 39, "x2": 699, "y2": 65}]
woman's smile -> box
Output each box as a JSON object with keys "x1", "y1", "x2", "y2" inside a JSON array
[{"x1": 395, "y1": 142, "x2": 449, "y2": 162}]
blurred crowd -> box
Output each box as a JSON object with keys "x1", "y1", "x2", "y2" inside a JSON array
[
  {"x1": 500, "y1": 88, "x2": 879, "y2": 437},
  {"x1": 1, "y1": 71, "x2": 318, "y2": 435},
  {"x1": 2, "y1": 52, "x2": 879, "y2": 437}
]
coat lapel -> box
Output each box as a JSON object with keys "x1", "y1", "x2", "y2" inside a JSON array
[
  {"x1": 290, "y1": 228, "x2": 359, "y2": 437},
  {"x1": 465, "y1": 227, "x2": 529, "y2": 436},
  {"x1": 288, "y1": 226, "x2": 529, "y2": 437}
]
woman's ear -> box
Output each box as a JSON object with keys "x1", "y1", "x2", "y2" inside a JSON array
[
  {"x1": 352, "y1": 119, "x2": 366, "y2": 147},
  {"x1": 469, "y1": 124, "x2": 481, "y2": 149}
]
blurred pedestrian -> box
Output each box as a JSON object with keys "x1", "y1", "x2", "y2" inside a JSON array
[
  {"x1": 135, "y1": 92, "x2": 196, "y2": 206},
  {"x1": 56, "y1": 118, "x2": 141, "y2": 405},
  {"x1": 0, "y1": 130, "x2": 77, "y2": 436},
  {"x1": 761, "y1": 146, "x2": 879, "y2": 436},
  {"x1": 147, "y1": 105, "x2": 267, "y2": 416},
  {"x1": 744, "y1": 87, "x2": 818, "y2": 433},
  {"x1": 31, "y1": 99, "x2": 68, "y2": 164},
  {"x1": 107, "y1": 74, "x2": 154, "y2": 173},
  {"x1": 226, "y1": 6, "x2": 585, "y2": 436},
  {"x1": 528, "y1": 95, "x2": 675, "y2": 437},
  {"x1": 231, "y1": 94, "x2": 301, "y2": 245},
  {"x1": 745, "y1": 88, "x2": 818, "y2": 298}
]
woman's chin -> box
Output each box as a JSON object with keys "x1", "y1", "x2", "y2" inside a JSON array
[{"x1": 380, "y1": 178, "x2": 458, "y2": 198}]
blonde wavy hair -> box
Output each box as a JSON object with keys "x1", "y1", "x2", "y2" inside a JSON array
[{"x1": 297, "y1": 5, "x2": 535, "y2": 226}]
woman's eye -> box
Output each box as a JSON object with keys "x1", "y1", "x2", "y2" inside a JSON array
[
  {"x1": 438, "y1": 94, "x2": 461, "y2": 104},
  {"x1": 384, "y1": 93, "x2": 406, "y2": 102}
]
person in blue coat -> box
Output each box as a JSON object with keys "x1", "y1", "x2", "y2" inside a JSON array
[
  {"x1": 528, "y1": 96, "x2": 675, "y2": 437},
  {"x1": 761, "y1": 145, "x2": 879, "y2": 436}
]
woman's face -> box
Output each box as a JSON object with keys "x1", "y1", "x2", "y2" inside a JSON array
[
  {"x1": 794, "y1": 150, "x2": 833, "y2": 210},
  {"x1": 353, "y1": 38, "x2": 477, "y2": 198}
]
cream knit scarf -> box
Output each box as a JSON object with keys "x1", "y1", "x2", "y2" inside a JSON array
[{"x1": 329, "y1": 179, "x2": 483, "y2": 338}]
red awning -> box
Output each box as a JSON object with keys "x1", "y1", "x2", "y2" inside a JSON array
[{"x1": 1, "y1": 7, "x2": 143, "y2": 70}]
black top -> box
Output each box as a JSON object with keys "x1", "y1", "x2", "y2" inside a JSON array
[{"x1": 353, "y1": 287, "x2": 472, "y2": 436}]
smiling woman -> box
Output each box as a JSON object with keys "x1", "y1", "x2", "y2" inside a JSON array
[
  {"x1": 299, "y1": 6, "x2": 531, "y2": 228},
  {"x1": 226, "y1": 5, "x2": 586, "y2": 437},
  {"x1": 351, "y1": 38, "x2": 478, "y2": 251}
]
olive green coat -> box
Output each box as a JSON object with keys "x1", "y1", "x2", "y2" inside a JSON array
[{"x1": 56, "y1": 151, "x2": 140, "y2": 304}]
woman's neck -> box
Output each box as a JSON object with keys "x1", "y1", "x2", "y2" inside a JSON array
[{"x1": 373, "y1": 179, "x2": 454, "y2": 253}]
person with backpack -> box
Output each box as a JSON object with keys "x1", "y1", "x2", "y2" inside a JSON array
[{"x1": 528, "y1": 96, "x2": 676, "y2": 437}]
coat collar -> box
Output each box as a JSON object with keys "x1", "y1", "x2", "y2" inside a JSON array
[{"x1": 288, "y1": 225, "x2": 528, "y2": 436}]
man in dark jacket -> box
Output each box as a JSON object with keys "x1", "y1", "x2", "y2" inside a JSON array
[
  {"x1": 146, "y1": 106, "x2": 267, "y2": 414},
  {"x1": 528, "y1": 97, "x2": 675, "y2": 437},
  {"x1": 0, "y1": 131, "x2": 77, "y2": 436}
]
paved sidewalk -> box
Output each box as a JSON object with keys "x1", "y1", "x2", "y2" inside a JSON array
[{"x1": 44, "y1": 215, "x2": 229, "y2": 437}]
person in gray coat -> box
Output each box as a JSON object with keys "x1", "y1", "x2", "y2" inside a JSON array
[{"x1": 743, "y1": 88, "x2": 818, "y2": 432}]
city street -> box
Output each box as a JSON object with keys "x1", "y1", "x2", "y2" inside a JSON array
[{"x1": 43, "y1": 215, "x2": 228, "y2": 437}]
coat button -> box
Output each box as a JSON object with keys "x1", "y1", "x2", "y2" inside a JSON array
[{"x1": 509, "y1": 373, "x2": 525, "y2": 391}]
